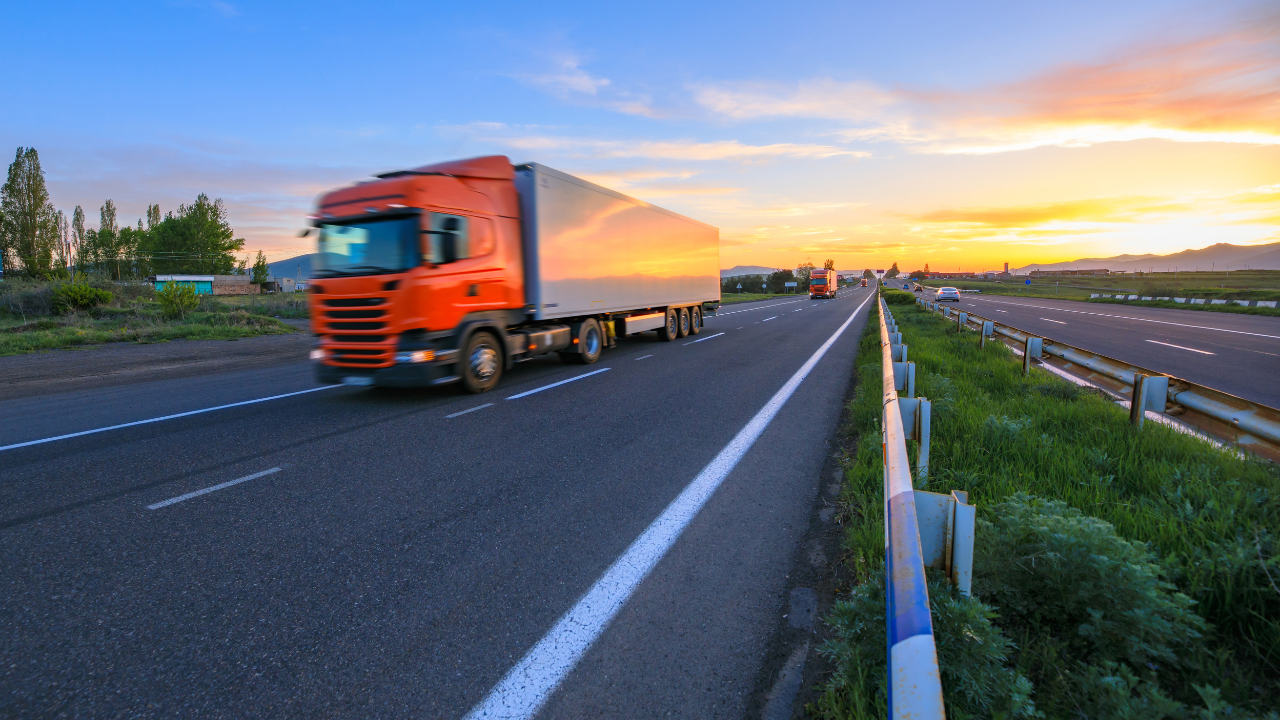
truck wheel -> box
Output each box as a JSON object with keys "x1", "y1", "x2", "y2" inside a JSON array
[
  {"x1": 676, "y1": 308, "x2": 690, "y2": 338},
  {"x1": 560, "y1": 319, "x2": 603, "y2": 365},
  {"x1": 658, "y1": 308, "x2": 678, "y2": 342},
  {"x1": 688, "y1": 306, "x2": 702, "y2": 335},
  {"x1": 461, "y1": 331, "x2": 502, "y2": 393}
]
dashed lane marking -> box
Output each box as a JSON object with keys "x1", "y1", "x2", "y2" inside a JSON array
[
  {"x1": 506, "y1": 368, "x2": 611, "y2": 400},
  {"x1": 1145, "y1": 340, "x2": 1215, "y2": 355},
  {"x1": 635, "y1": 355, "x2": 653, "y2": 360},
  {"x1": 1040, "y1": 318, "x2": 1067, "y2": 324},
  {"x1": 445, "y1": 403, "x2": 494, "y2": 419},
  {"x1": 148, "y1": 467, "x2": 282, "y2": 510},
  {"x1": 684, "y1": 333, "x2": 725, "y2": 345}
]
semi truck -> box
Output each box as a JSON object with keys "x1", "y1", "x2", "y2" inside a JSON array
[
  {"x1": 809, "y1": 268, "x2": 838, "y2": 298},
  {"x1": 306, "y1": 156, "x2": 720, "y2": 393}
]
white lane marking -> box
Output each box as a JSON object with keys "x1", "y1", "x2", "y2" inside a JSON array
[
  {"x1": 1145, "y1": 339, "x2": 1215, "y2": 355},
  {"x1": 0, "y1": 386, "x2": 341, "y2": 454},
  {"x1": 715, "y1": 299, "x2": 806, "y2": 316},
  {"x1": 506, "y1": 368, "x2": 611, "y2": 400},
  {"x1": 1040, "y1": 318, "x2": 1067, "y2": 324},
  {"x1": 464, "y1": 291, "x2": 875, "y2": 720},
  {"x1": 446, "y1": 403, "x2": 494, "y2": 419},
  {"x1": 684, "y1": 332, "x2": 725, "y2": 345},
  {"x1": 736, "y1": 327, "x2": 744, "y2": 330},
  {"x1": 635, "y1": 354, "x2": 654, "y2": 361},
  {"x1": 763, "y1": 317, "x2": 778, "y2": 322},
  {"x1": 148, "y1": 467, "x2": 281, "y2": 510},
  {"x1": 970, "y1": 297, "x2": 1280, "y2": 339}
]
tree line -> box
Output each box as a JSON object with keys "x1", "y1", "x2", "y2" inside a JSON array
[
  {"x1": 0, "y1": 147, "x2": 249, "y2": 280},
  {"x1": 721, "y1": 259, "x2": 842, "y2": 294}
]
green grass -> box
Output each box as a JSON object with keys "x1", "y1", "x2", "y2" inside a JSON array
[
  {"x1": 720, "y1": 292, "x2": 794, "y2": 304},
  {"x1": 213, "y1": 292, "x2": 310, "y2": 318},
  {"x1": 813, "y1": 300, "x2": 1280, "y2": 718},
  {"x1": 0, "y1": 310, "x2": 295, "y2": 355}
]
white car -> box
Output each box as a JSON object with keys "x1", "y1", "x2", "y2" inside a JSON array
[{"x1": 937, "y1": 287, "x2": 961, "y2": 302}]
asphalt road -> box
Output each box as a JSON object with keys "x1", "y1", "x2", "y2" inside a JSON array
[
  {"x1": 0, "y1": 286, "x2": 876, "y2": 719},
  {"x1": 920, "y1": 288, "x2": 1280, "y2": 408}
]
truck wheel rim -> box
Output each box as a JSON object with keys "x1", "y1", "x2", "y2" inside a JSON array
[
  {"x1": 585, "y1": 328, "x2": 600, "y2": 355},
  {"x1": 471, "y1": 345, "x2": 498, "y2": 380}
]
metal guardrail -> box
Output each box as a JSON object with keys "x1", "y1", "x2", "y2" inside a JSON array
[
  {"x1": 878, "y1": 298, "x2": 947, "y2": 718},
  {"x1": 918, "y1": 297, "x2": 1280, "y2": 462}
]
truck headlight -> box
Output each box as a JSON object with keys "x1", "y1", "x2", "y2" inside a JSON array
[
  {"x1": 310, "y1": 348, "x2": 327, "y2": 361},
  {"x1": 395, "y1": 350, "x2": 435, "y2": 364}
]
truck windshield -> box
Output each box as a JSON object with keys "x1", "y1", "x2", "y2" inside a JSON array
[
  {"x1": 810, "y1": 278, "x2": 826, "y2": 285},
  {"x1": 315, "y1": 216, "x2": 419, "y2": 278}
]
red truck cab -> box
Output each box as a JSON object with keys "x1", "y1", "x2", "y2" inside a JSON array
[{"x1": 809, "y1": 269, "x2": 838, "y2": 298}]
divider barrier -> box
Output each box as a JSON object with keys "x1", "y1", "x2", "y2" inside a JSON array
[
  {"x1": 916, "y1": 295, "x2": 1280, "y2": 461},
  {"x1": 879, "y1": 296, "x2": 975, "y2": 719}
]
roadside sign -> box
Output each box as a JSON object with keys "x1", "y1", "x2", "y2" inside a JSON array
[
  {"x1": 784, "y1": 282, "x2": 797, "y2": 287},
  {"x1": 1025, "y1": 279, "x2": 1031, "y2": 285},
  {"x1": 736, "y1": 283, "x2": 742, "y2": 288}
]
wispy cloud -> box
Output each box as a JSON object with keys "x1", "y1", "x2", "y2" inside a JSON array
[
  {"x1": 694, "y1": 16, "x2": 1280, "y2": 153},
  {"x1": 515, "y1": 53, "x2": 659, "y2": 117}
]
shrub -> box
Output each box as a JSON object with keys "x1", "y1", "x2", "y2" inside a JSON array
[
  {"x1": 883, "y1": 289, "x2": 916, "y2": 305},
  {"x1": 51, "y1": 283, "x2": 113, "y2": 313},
  {"x1": 819, "y1": 573, "x2": 1040, "y2": 719},
  {"x1": 156, "y1": 281, "x2": 199, "y2": 319}
]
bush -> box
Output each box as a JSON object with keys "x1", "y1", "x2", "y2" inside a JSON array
[
  {"x1": 883, "y1": 289, "x2": 916, "y2": 305},
  {"x1": 156, "y1": 281, "x2": 199, "y2": 319},
  {"x1": 818, "y1": 574, "x2": 1040, "y2": 719},
  {"x1": 51, "y1": 283, "x2": 114, "y2": 313}
]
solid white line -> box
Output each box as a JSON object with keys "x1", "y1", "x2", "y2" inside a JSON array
[
  {"x1": 971, "y1": 297, "x2": 1280, "y2": 339},
  {"x1": 635, "y1": 355, "x2": 653, "y2": 360},
  {"x1": 684, "y1": 333, "x2": 725, "y2": 345},
  {"x1": 446, "y1": 403, "x2": 494, "y2": 419},
  {"x1": 1040, "y1": 318, "x2": 1067, "y2": 324},
  {"x1": 461, "y1": 291, "x2": 875, "y2": 720},
  {"x1": 0, "y1": 386, "x2": 341, "y2": 454},
  {"x1": 148, "y1": 467, "x2": 281, "y2": 510},
  {"x1": 505, "y1": 368, "x2": 611, "y2": 400},
  {"x1": 1145, "y1": 339, "x2": 1215, "y2": 355}
]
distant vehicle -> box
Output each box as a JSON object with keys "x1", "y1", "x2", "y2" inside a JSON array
[
  {"x1": 308, "y1": 156, "x2": 720, "y2": 393},
  {"x1": 810, "y1": 268, "x2": 838, "y2": 298},
  {"x1": 913, "y1": 283, "x2": 923, "y2": 293},
  {"x1": 937, "y1": 287, "x2": 961, "y2": 302},
  {"x1": 860, "y1": 278, "x2": 868, "y2": 287},
  {"x1": 902, "y1": 282, "x2": 911, "y2": 290}
]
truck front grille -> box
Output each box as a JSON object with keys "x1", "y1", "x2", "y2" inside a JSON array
[{"x1": 330, "y1": 321, "x2": 386, "y2": 330}]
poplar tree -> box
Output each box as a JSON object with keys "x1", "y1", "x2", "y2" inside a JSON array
[
  {"x1": 71, "y1": 205, "x2": 87, "y2": 272},
  {"x1": 0, "y1": 147, "x2": 61, "y2": 277},
  {"x1": 98, "y1": 200, "x2": 119, "y2": 279},
  {"x1": 251, "y1": 250, "x2": 270, "y2": 284}
]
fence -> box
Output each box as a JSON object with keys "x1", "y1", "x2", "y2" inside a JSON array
[
  {"x1": 917, "y1": 297, "x2": 1280, "y2": 462},
  {"x1": 879, "y1": 296, "x2": 977, "y2": 719}
]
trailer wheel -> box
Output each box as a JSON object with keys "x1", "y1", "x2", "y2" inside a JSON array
[
  {"x1": 560, "y1": 319, "x2": 603, "y2": 365},
  {"x1": 688, "y1": 306, "x2": 702, "y2": 335},
  {"x1": 676, "y1": 308, "x2": 690, "y2": 338},
  {"x1": 461, "y1": 331, "x2": 503, "y2": 393},
  {"x1": 658, "y1": 308, "x2": 678, "y2": 342}
]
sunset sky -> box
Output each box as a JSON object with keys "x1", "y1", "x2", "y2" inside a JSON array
[{"x1": 2, "y1": 0, "x2": 1277, "y2": 272}]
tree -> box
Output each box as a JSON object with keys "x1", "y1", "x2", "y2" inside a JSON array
[
  {"x1": 71, "y1": 205, "x2": 87, "y2": 272},
  {"x1": 886, "y1": 262, "x2": 900, "y2": 278},
  {"x1": 823, "y1": 258, "x2": 835, "y2": 270},
  {"x1": 138, "y1": 193, "x2": 245, "y2": 274},
  {"x1": 0, "y1": 147, "x2": 62, "y2": 277},
  {"x1": 251, "y1": 250, "x2": 270, "y2": 284},
  {"x1": 862, "y1": 268, "x2": 874, "y2": 279},
  {"x1": 924, "y1": 263, "x2": 930, "y2": 274},
  {"x1": 767, "y1": 268, "x2": 798, "y2": 293}
]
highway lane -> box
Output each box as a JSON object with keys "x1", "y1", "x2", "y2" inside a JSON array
[
  {"x1": 0, "y1": 286, "x2": 874, "y2": 718},
  {"x1": 922, "y1": 289, "x2": 1280, "y2": 408}
]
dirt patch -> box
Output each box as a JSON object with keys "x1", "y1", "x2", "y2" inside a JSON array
[{"x1": 0, "y1": 320, "x2": 313, "y2": 401}]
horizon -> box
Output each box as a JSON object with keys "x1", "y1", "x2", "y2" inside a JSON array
[{"x1": 3, "y1": 1, "x2": 1277, "y2": 272}]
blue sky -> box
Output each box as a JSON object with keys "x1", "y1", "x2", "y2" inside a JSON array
[{"x1": 3, "y1": 0, "x2": 1277, "y2": 271}]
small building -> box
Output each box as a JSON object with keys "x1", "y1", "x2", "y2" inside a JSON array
[
  {"x1": 261, "y1": 278, "x2": 297, "y2": 293},
  {"x1": 151, "y1": 275, "x2": 214, "y2": 295}
]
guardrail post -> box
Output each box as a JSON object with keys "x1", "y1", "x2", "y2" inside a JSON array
[
  {"x1": 957, "y1": 312, "x2": 967, "y2": 332},
  {"x1": 1022, "y1": 336, "x2": 1043, "y2": 375},
  {"x1": 893, "y1": 361, "x2": 916, "y2": 398},
  {"x1": 892, "y1": 343, "x2": 908, "y2": 362},
  {"x1": 898, "y1": 397, "x2": 932, "y2": 480},
  {"x1": 1129, "y1": 374, "x2": 1170, "y2": 428},
  {"x1": 980, "y1": 320, "x2": 994, "y2": 348},
  {"x1": 913, "y1": 488, "x2": 975, "y2": 598}
]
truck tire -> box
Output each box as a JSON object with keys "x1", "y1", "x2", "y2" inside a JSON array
[
  {"x1": 676, "y1": 307, "x2": 690, "y2": 338},
  {"x1": 560, "y1": 319, "x2": 603, "y2": 365},
  {"x1": 658, "y1": 308, "x2": 678, "y2": 341},
  {"x1": 461, "y1": 330, "x2": 503, "y2": 393},
  {"x1": 688, "y1": 306, "x2": 702, "y2": 335}
]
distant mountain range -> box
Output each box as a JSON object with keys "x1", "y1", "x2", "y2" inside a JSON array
[
  {"x1": 1017, "y1": 242, "x2": 1280, "y2": 273},
  {"x1": 720, "y1": 265, "x2": 782, "y2": 278},
  {"x1": 267, "y1": 254, "x2": 312, "y2": 280}
]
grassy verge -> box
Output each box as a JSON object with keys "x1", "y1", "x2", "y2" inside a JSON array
[
  {"x1": 213, "y1": 292, "x2": 310, "y2": 318},
  {"x1": 812, "y1": 301, "x2": 1280, "y2": 718},
  {"x1": 721, "y1": 292, "x2": 795, "y2": 304}
]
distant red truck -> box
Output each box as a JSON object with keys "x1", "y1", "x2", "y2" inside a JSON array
[{"x1": 810, "y1": 269, "x2": 838, "y2": 299}]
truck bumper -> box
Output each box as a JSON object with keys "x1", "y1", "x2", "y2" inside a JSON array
[{"x1": 315, "y1": 360, "x2": 458, "y2": 388}]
